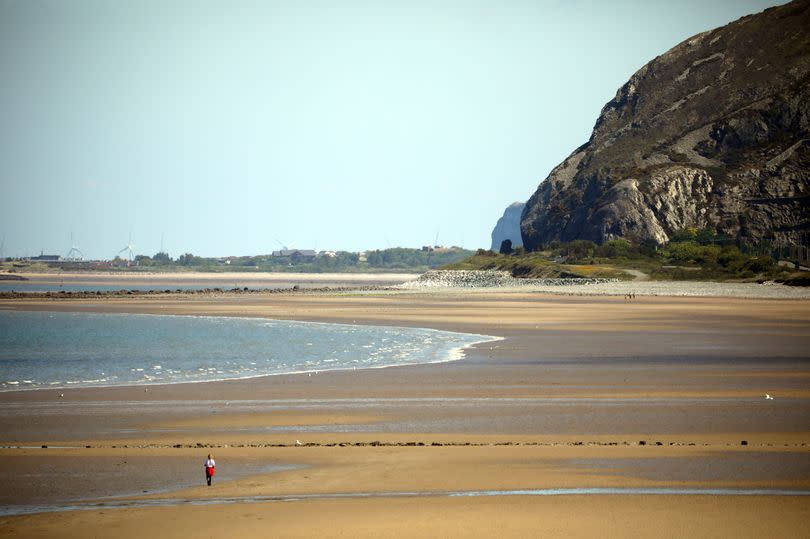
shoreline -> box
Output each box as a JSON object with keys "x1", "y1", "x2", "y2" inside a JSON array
[
  {"x1": 0, "y1": 309, "x2": 504, "y2": 394},
  {"x1": 2, "y1": 289, "x2": 810, "y2": 402},
  {"x1": 0, "y1": 310, "x2": 504, "y2": 393},
  {"x1": 1, "y1": 270, "x2": 808, "y2": 299}
]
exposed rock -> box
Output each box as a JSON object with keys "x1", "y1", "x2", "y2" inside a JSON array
[
  {"x1": 522, "y1": 0, "x2": 810, "y2": 250},
  {"x1": 499, "y1": 239, "x2": 513, "y2": 255},
  {"x1": 491, "y1": 202, "x2": 525, "y2": 250}
]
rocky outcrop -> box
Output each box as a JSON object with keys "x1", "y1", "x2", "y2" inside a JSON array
[
  {"x1": 491, "y1": 202, "x2": 525, "y2": 250},
  {"x1": 521, "y1": 0, "x2": 810, "y2": 250}
]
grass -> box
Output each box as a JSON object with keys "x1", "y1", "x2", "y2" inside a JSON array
[
  {"x1": 443, "y1": 252, "x2": 628, "y2": 279},
  {"x1": 561, "y1": 264, "x2": 630, "y2": 280},
  {"x1": 442, "y1": 237, "x2": 799, "y2": 283}
]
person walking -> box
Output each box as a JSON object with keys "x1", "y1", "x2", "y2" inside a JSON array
[{"x1": 204, "y1": 454, "x2": 215, "y2": 486}]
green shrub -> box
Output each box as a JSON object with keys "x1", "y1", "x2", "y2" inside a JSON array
[
  {"x1": 596, "y1": 239, "x2": 633, "y2": 258},
  {"x1": 744, "y1": 256, "x2": 775, "y2": 274},
  {"x1": 718, "y1": 246, "x2": 747, "y2": 270},
  {"x1": 669, "y1": 227, "x2": 699, "y2": 242},
  {"x1": 566, "y1": 240, "x2": 596, "y2": 260}
]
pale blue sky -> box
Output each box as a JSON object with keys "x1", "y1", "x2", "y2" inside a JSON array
[{"x1": 0, "y1": 0, "x2": 783, "y2": 259}]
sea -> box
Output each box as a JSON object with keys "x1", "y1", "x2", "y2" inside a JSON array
[
  {"x1": 0, "y1": 283, "x2": 239, "y2": 293},
  {"x1": 0, "y1": 311, "x2": 496, "y2": 391},
  {"x1": 0, "y1": 282, "x2": 351, "y2": 293}
]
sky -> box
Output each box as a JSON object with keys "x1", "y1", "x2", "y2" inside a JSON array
[{"x1": 0, "y1": 0, "x2": 785, "y2": 259}]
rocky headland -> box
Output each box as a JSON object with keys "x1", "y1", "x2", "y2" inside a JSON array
[
  {"x1": 491, "y1": 202, "x2": 525, "y2": 251},
  {"x1": 521, "y1": 0, "x2": 810, "y2": 250}
]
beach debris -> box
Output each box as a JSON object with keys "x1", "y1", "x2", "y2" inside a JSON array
[
  {"x1": 765, "y1": 394, "x2": 774, "y2": 400},
  {"x1": 295, "y1": 439, "x2": 303, "y2": 446},
  {"x1": 59, "y1": 393, "x2": 64, "y2": 398}
]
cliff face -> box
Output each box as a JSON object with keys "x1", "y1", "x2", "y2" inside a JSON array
[
  {"x1": 521, "y1": 0, "x2": 810, "y2": 250},
  {"x1": 491, "y1": 202, "x2": 525, "y2": 250}
]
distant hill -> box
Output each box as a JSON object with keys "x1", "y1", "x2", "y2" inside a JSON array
[
  {"x1": 522, "y1": 0, "x2": 810, "y2": 251},
  {"x1": 491, "y1": 202, "x2": 525, "y2": 251}
]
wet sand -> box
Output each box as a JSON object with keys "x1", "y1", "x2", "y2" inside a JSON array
[
  {"x1": 4, "y1": 495, "x2": 808, "y2": 539},
  {"x1": 0, "y1": 287, "x2": 808, "y2": 537}
]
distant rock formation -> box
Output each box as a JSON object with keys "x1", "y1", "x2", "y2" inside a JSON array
[
  {"x1": 521, "y1": 0, "x2": 810, "y2": 250},
  {"x1": 491, "y1": 202, "x2": 525, "y2": 251}
]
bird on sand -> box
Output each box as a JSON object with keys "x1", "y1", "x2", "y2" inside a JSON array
[{"x1": 765, "y1": 394, "x2": 774, "y2": 400}]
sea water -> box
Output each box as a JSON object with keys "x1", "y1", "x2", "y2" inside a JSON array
[
  {"x1": 0, "y1": 311, "x2": 497, "y2": 390},
  {"x1": 0, "y1": 283, "x2": 246, "y2": 293}
]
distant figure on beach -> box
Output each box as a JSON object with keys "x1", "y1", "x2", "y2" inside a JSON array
[{"x1": 204, "y1": 454, "x2": 215, "y2": 486}]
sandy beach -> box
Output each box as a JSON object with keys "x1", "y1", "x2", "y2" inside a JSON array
[{"x1": 0, "y1": 279, "x2": 808, "y2": 537}]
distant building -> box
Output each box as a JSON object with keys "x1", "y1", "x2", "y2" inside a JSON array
[
  {"x1": 271, "y1": 249, "x2": 317, "y2": 261},
  {"x1": 29, "y1": 253, "x2": 61, "y2": 262},
  {"x1": 421, "y1": 245, "x2": 456, "y2": 253}
]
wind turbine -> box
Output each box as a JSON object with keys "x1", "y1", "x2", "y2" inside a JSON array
[
  {"x1": 426, "y1": 229, "x2": 440, "y2": 268},
  {"x1": 66, "y1": 232, "x2": 84, "y2": 261},
  {"x1": 274, "y1": 237, "x2": 295, "y2": 251},
  {"x1": 118, "y1": 233, "x2": 135, "y2": 262}
]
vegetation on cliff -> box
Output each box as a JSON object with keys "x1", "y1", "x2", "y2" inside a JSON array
[{"x1": 447, "y1": 229, "x2": 804, "y2": 283}]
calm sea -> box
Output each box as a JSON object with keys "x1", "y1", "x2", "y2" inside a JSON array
[
  {"x1": 0, "y1": 283, "x2": 244, "y2": 293},
  {"x1": 0, "y1": 311, "x2": 496, "y2": 390}
]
